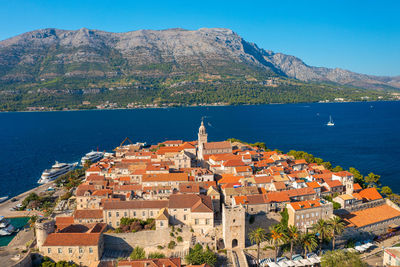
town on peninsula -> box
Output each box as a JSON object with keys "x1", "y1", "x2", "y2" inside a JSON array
[{"x1": 1, "y1": 121, "x2": 400, "y2": 267}]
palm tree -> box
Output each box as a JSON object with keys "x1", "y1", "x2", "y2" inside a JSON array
[
  {"x1": 284, "y1": 225, "x2": 300, "y2": 259},
  {"x1": 328, "y1": 216, "x2": 345, "y2": 249},
  {"x1": 249, "y1": 227, "x2": 267, "y2": 266},
  {"x1": 300, "y1": 233, "x2": 318, "y2": 257},
  {"x1": 267, "y1": 226, "x2": 284, "y2": 262},
  {"x1": 312, "y1": 219, "x2": 332, "y2": 255}
]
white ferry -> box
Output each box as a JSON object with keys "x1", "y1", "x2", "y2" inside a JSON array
[
  {"x1": 80, "y1": 151, "x2": 104, "y2": 166},
  {"x1": 37, "y1": 162, "x2": 78, "y2": 184},
  {"x1": 0, "y1": 216, "x2": 15, "y2": 236}
]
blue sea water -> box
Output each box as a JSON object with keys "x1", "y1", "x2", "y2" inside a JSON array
[{"x1": 0, "y1": 101, "x2": 399, "y2": 197}]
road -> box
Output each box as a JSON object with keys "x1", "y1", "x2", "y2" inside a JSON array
[{"x1": 0, "y1": 181, "x2": 57, "y2": 218}]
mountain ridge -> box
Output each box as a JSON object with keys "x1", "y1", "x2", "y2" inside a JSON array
[{"x1": 0, "y1": 27, "x2": 398, "y2": 90}]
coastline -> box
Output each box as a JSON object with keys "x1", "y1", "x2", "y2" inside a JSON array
[
  {"x1": 0, "y1": 180, "x2": 56, "y2": 218},
  {"x1": 0, "y1": 99, "x2": 398, "y2": 113}
]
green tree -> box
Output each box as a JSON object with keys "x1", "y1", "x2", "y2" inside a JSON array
[
  {"x1": 168, "y1": 240, "x2": 176, "y2": 249},
  {"x1": 312, "y1": 219, "x2": 332, "y2": 255},
  {"x1": 322, "y1": 162, "x2": 332, "y2": 170},
  {"x1": 249, "y1": 227, "x2": 267, "y2": 266},
  {"x1": 186, "y1": 244, "x2": 217, "y2": 266},
  {"x1": 381, "y1": 186, "x2": 393, "y2": 196},
  {"x1": 279, "y1": 208, "x2": 289, "y2": 229},
  {"x1": 328, "y1": 216, "x2": 345, "y2": 249},
  {"x1": 266, "y1": 226, "x2": 284, "y2": 262},
  {"x1": 348, "y1": 167, "x2": 364, "y2": 187},
  {"x1": 332, "y1": 201, "x2": 341, "y2": 210},
  {"x1": 147, "y1": 252, "x2": 166, "y2": 259},
  {"x1": 300, "y1": 233, "x2": 318, "y2": 257},
  {"x1": 321, "y1": 250, "x2": 366, "y2": 267},
  {"x1": 284, "y1": 225, "x2": 300, "y2": 259},
  {"x1": 332, "y1": 166, "x2": 344, "y2": 172},
  {"x1": 130, "y1": 246, "x2": 146, "y2": 260},
  {"x1": 364, "y1": 172, "x2": 381, "y2": 187}
]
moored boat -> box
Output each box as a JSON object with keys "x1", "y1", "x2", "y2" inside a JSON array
[
  {"x1": 37, "y1": 162, "x2": 78, "y2": 184},
  {"x1": 80, "y1": 151, "x2": 104, "y2": 166}
]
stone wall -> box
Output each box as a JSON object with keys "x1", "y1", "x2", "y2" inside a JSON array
[{"x1": 103, "y1": 227, "x2": 191, "y2": 256}]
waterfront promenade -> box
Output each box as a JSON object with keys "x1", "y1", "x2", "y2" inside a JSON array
[{"x1": 0, "y1": 180, "x2": 57, "y2": 218}]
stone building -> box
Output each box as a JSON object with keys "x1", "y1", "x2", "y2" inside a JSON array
[
  {"x1": 38, "y1": 223, "x2": 106, "y2": 266},
  {"x1": 102, "y1": 194, "x2": 214, "y2": 233},
  {"x1": 197, "y1": 121, "x2": 232, "y2": 160},
  {"x1": 222, "y1": 205, "x2": 246, "y2": 249},
  {"x1": 35, "y1": 218, "x2": 56, "y2": 250},
  {"x1": 287, "y1": 199, "x2": 333, "y2": 231},
  {"x1": 342, "y1": 201, "x2": 400, "y2": 237}
]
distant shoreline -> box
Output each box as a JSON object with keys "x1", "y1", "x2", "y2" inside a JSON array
[{"x1": 0, "y1": 99, "x2": 398, "y2": 114}]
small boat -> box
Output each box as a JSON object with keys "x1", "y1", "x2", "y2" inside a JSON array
[
  {"x1": 326, "y1": 116, "x2": 335, "y2": 126},
  {"x1": 0, "y1": 216, "x2": 15, "y2": 236},
  {"x1": 0, "y1": 196, "x2": 8, "y2": 203}
]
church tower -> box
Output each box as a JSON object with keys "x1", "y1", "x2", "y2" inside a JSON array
[{"x1": 197, "y1": 120, "x2": 208, "y2": 160}]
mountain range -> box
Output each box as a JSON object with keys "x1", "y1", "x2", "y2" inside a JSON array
[{"x1": 0, "y1": 27, "x2": 398, "y2": 110}]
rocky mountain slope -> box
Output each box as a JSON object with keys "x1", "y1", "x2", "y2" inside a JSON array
[{"x1": 0, "y1": 27, "x2": 398, "y2": 90}]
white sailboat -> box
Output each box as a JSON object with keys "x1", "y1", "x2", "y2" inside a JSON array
[{"x1": 327, "y1": 116, "x2": 335, "y2": 126}]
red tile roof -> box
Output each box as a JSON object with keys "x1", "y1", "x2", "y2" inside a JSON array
[
  {"x1": 344, "y1": 204, "x2": 400, "y2": 228},
  {"x1": 325, "y1": 180, "x2": 343, "y2": 188},
  {"x1": 306, "y1": 181, "x2": 321, "y2": 188},
  {"x1": 74, "y1": 209, "x2": 103, "y2": 220},
  {"x1": 289, "y1": 199, "x2": 321, "y2": 210},
  {"x1": 204, "y1": 141, "x2": 231, "y2": 150},
  {"x1": 43, "y1": 233, "x2": 101, "y2": 246},
  {"x1": 118, "y1": 258, "x2": 181, "y2": 267},
  {"x1": 353, "y1": 183, "x2": 362, "y2": 191},
  {"x1": 265, "y1": 191, "x2": 290, "y2": 203},
  {"x1": 334, "y1": 171, "x2": 354, "y2": 177},
  {"x1": 358, "y1": 187, "x2": 383, "y2": 201}
]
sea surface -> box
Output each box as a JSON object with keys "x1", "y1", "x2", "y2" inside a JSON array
[
  {"x1": 0, "y1": 101, "x2": 399, "y2": 197},
  {"x1": 0, "y1": 217, "x2": 30, "y2": 247}
]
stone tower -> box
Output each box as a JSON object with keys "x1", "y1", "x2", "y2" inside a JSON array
[
  {"x1": 35, "y1": 218, "x2": 55, "y2": 251},
  {"x1": 222, "y1": 205, "x2": 245, "y2": 249},
  {"x1": 345, "y1": 176, "x2": 354, "y2": 195},
  {"x1": 197, "y1": 120, "x2": 208, "y2": 160}
]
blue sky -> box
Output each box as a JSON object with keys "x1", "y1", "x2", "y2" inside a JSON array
[{"x1": 0, "y1": 0, "x2": 398, "y2": 76}]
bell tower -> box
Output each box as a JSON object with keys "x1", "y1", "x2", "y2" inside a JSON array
[{"x1": 197, "y1": 120, "x2": 208, "y2": 160}]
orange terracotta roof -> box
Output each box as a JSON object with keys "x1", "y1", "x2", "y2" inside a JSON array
[
  {"x1": 307, "y1": 181, "x2": 321, "y2": 188},
  {"x1": 74, "y1": 209, "x2": 103, "y2": 220},
  {"x1": 358, "y1": 187, "x2": 383, "y2": 201},
  {"x1": 118, "y1": 258, "x2": 181, "y2": 267},
  {"x1": 254, "y1": 176, "x2": 274, "y2": 184},
  {"x1": 325, "y1": 180, "x2": 343, "y2": 188},
  {"x1": 353, "y1": 183, "x2": 362, "y2": 191},
  {"x1": 43, "y1": 232, "x2": 101, "y2": 247},
  {"x1": 142, "y1": 173, "x2": 189, "y2": 182},
  {"x1": 286, "y1": 187, "x2": 316, "y2": 197},
  {"x1": 273, "y1": 181, "x2": 286, "y2": 190},
  {"x1": 203, "y1": 141, "x2": 231, "y2": 150},
  {"x1": 218, "y1": 174, "x2": 243, "y2": 184},
  {"x1": 265, "y1": 191, "x2": 290, "y2": 203},
  {"x1": 334, "y1": 171, "x2": 354, "y2": 177},
  {"x1": 290, "y1": 199, "x2": 321, "y2": 210},
  {"x1": 293, "y1": 159, "x2": 307, "y2": 165},
  {"x1": 345, "y1": 204, "x2": 400, "y2": 228},
  {"x1": 222, "y1": 159, "x2": 246, "y2": 167},
  {"x1": 235, "y1": 166, "x2": 252, "y2": 173},
  {"x1": 92, "y1": 189, "x2": 113, "y2": 196}
]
